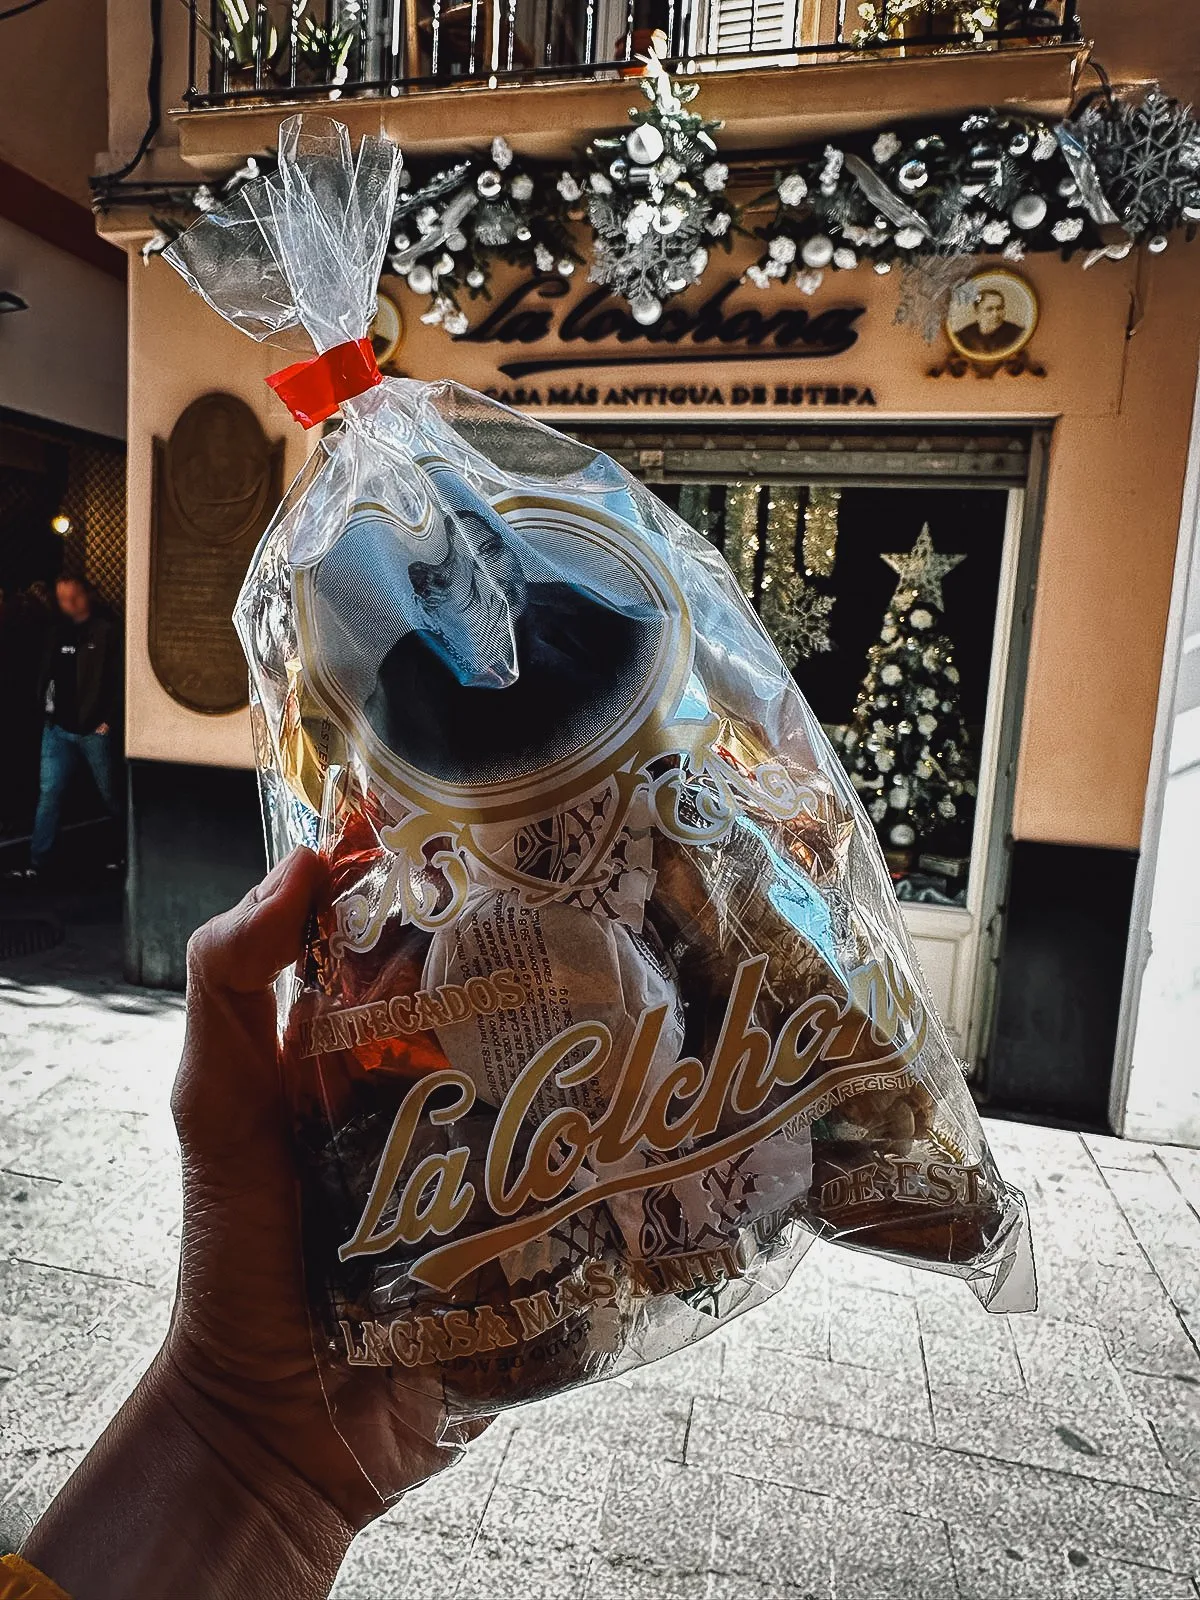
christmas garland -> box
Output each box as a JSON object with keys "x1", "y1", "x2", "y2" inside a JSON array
[
  {"x1": 388, "y1": 139, "x2": 580, "y2": 335},
  {"x1": 388, "y1": 77, "x2": 1199, "y2": 329},
  {"x1": 142, "y1": 70, "x2": 1200, "y2": 333},
  {"x1": 747, "y1": 90, "x2": 1200, "y2": 327}
]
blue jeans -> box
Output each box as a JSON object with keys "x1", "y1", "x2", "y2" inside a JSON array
[{"x1": 30, "y1": 724, "x2": 119, "y2": 869}]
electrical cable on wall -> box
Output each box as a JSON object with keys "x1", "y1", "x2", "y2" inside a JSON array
[
  {"x1": 93, "y1": 0, "x2": 163, "y2": 191},
  {"x1": 0, "y1": 0, "x2": 53, "y2": 21}
]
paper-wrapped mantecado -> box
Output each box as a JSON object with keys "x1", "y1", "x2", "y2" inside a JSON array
[{"x1": 165, "y1": 115, "x2": 1035, "y2": 1500}]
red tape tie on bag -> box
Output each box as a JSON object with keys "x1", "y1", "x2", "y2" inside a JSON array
[{"x1": 266, "y1": 337, "x2": 383, "y2": 428}]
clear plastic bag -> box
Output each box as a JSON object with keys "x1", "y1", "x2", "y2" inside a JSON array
[{"x1": 165, "y1": 113, "x2": 1035, "y2": 1503}]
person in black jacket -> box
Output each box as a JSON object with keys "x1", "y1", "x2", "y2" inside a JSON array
[{"x1": 25, "y1": 577, "x2": 122, "y2": 875}]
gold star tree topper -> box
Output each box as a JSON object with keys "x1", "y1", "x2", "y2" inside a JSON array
[{"x1": 881, "y1": 524, "x2": 966, "y2": 611}]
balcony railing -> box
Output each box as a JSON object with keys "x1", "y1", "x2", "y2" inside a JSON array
[{"x1": 183, "y1": 0, "x2": 1081, "y2": 108}]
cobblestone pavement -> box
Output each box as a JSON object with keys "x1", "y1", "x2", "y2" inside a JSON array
[{"x1": 1, "y1": 929, "x2": 1199, "y2": 1598}]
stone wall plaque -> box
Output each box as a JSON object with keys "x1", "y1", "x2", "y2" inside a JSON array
[{"x1": 150, "y1": 393, "x2": 283, "y2": 714}]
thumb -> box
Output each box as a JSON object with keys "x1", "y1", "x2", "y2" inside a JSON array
[
  {"x1": 186, "y1": 846, "x2": 328, "y2": 999},
  {"x1": 174, "y1": 847, "x2": 329, "y2": 1156}
]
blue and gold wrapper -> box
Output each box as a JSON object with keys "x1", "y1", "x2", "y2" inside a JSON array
[{"x1": 164, "y1": 113, "x2": 1035, "y2": 1506}]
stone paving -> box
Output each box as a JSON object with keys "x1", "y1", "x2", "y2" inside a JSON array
[{"x1": 1, "y1": 921, "x2": 1199, "y2": 1597}]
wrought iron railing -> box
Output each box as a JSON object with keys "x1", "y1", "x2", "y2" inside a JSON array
[{"x1": 183, "y1": 0, "x2": 1081, "y2": 107}]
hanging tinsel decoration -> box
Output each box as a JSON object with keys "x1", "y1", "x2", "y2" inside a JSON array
[
  {"x1": 802, "y1": 486, "x2": 842, "y2": 577},
  {"x1": 678, "y1": 483, "x2": 718, "y2": 543},
  {"x1": 580, "y1": 50, "x2": 734, "y2": 324},
  {"x1": 760, "y1": 488, "x2": 834, "y2": 664},
  {"x1": 723, "y1": 483, "x2": 760, "y2": 601}
]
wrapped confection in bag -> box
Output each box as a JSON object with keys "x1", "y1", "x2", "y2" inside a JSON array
[{"x1": 164, "y1": 114, "x2": 1036, "y2": 1502}]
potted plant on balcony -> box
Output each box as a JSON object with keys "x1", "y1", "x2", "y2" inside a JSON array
[
  {"x1": 996, "y1": 0, "x2": 1067, "y2": 45},
  {"x1": 295, "y1": 1, "x2": 365, "y2": 91},
  {"x1": 853, "y1": 0, "x2": 999, "y2": 55},
  {"x1": 194, "y1": 0, "x2": 288, "y2": 94}
]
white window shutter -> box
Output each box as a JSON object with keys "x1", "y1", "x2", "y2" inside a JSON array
[{"x1": 701, "y1": 0, "x2": 800, "y2": 54}]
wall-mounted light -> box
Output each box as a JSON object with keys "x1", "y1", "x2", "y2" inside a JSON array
[
  {"x1": 50, "y1": 514, "x2": 72, "y2": 536},
  {"x1": 0, "y1": 291, "x2": 27, "y2": 314}
]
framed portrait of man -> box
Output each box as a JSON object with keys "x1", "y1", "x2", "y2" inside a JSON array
[
  {"x1": 369, "y1": 286, "x2": 405, "y2": 371},
  {"x1": 945, "y1": 270, "x2": 1039, "y2": 364}
]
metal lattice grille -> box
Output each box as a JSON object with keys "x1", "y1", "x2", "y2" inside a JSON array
[{"x1": 61, "y1": 443, "x2": 127, "y2": 611}]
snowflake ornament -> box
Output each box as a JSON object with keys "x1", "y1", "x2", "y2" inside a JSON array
[{"x1": 1072, "y1": 89, "x2": 1200, "y2": 236}]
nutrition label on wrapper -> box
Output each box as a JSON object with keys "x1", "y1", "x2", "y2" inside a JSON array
[
  {"x1": 424, "y1": 889, "x2": 682, "y2": 1124},
  {"x1": 460, "y1": 896, "x2": 572, "y2": 1111}
]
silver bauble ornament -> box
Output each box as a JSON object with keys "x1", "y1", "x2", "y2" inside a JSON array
[
  {"x1": 630, "y1": 294, "x2": 663, "y2": 325},
  {"x1": 609, "y1": 158, "x2": 629, "y2": 183},
  {"x1": 407, "y1": 263, "x2": 433, "y2": 294},
  {"x1": 897, "y1": 159, "x2": 928, "y2": 192},
  {"x1": 1182, "y1": 199, "x2": 1200, "y2": 222},
  {"x1": 476, "y1": 170, "x2": 502, "y2": 199},
  {"x1": 515, "y1": 224, "x2": 532, "y2": 240},
  {"x1": 889, "y1": 822, "x2": 916, "y2": 847},
  {"x1": 653, "y1": 203, "x2": 686, "y2": 235},
  {"x1": 1012, "y1": 193, "x2": 1048, "y2": 230},
  {"x1": 1008, "y1": 132, "x2": 1031, "y2": 157},
  {"x1": 664, "y1": 274, "x2": 688, "y2": 294},
  {"x1": 801, "y1": 233, "x2": 834, "y2": 267},
  {"x1": 466, "y1": 268, "x2": 486, "y2": 288},
  {"x1": 1148, "y1": 234, "x2": 1169, "y2": 253},
  {"x1": 894, "y1": 226, "x2": 924, "y2": 249},
  {"x1": 627, "y1": 124, "x2": 666, "y2": 166},
  {"x1": 873, "y1": 259, "x2": 893, "y2": 274},
  {"x1": 557, "y1": 258, "x2": 575, "y2": 276},
  {"x1": 1058, "y1": 177, "x2": 1077, "y2": 198}
]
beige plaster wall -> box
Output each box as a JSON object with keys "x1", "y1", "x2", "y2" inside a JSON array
[
  {"x1": 123, "y1": 257, "x2": 309, "y2": 768},
  {"x1": 1014, "y1": 246, "x2": 1200, "y2": 847},
  {"x1": 0, "y1": 0, "x2": 108, "y2": 204}
]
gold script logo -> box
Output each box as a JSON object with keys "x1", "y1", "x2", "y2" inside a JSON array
[{"x1": 339, "y1": 951, "x2": 927, "y2": 1293}]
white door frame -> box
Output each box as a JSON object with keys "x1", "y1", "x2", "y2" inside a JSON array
[
  {"x1": 1110, "y1": 360, "x2": 1200, "y2": 1135},
  {"x1": 899, "y1": 485, "x2": 1025, "y2": 1066}
]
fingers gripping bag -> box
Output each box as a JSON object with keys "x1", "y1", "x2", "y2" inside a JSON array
[{"x1": 165, "y1": 114, "x2": 1036, "y2": 1499}]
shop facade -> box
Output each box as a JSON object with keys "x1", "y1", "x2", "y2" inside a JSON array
[{"x1": 94, "y1": 0, "x2": 1200, "y2": 1132}]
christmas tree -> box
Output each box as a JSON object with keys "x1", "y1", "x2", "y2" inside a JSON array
[{"x1": 839, "y1": 525, "x2": 976, "y2": 863}]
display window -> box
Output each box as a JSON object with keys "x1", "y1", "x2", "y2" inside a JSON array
[{"x1": 578, "y1": 424, "x2": 1038, "y2": 1062}]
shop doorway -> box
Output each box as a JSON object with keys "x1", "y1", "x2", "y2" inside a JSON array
[
  {"x1": 572, "y1": 423, "x2": 1045, "y2": 1082},
  {"x1": 0, "y1": 410, "x2": 127, "y2": 856}
]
